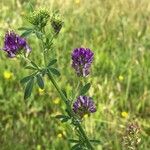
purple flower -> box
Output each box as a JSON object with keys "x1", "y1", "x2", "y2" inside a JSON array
[
  {"x1": 71, "y1": 48, "x2": 94, "y2": 77},
  {"x1": 1, "y1": 31, "x2": 31, "y2": 58},
  {"x1": 73, "y1": 96, "x2": 96, "y2": 117}
]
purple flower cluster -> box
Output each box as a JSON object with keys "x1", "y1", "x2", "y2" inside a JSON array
[
  {"x1": 2, "y1": 31, "x2": 31, "y2": 58},
  {"x1": 71, "y1": 48, "x2": 94, "y2": 77},
  {"x1": 73, "y1": 96, "x2": 96, "y2": 117}
]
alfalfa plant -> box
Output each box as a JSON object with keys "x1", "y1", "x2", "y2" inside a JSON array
[{"x1": 1, "y1": 8, "x2": 99, "y2": 150}]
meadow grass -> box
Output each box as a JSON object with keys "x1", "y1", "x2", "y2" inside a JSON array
[{"x1": 0, "y1": 0, "x2": 150, "y2": 149}]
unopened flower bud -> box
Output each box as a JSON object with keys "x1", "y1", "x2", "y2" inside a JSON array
[{"x1": 50, "y1": 13, "x2": 63, "y2": 34}]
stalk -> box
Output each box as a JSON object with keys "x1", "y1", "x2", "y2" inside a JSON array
[{"x1": 47, "y1": 71, "x2": 94, "y2": 150}]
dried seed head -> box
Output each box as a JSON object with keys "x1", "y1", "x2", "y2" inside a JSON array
[{"x1": 122, "y1": 121, "x2": 141, "y2": 150}]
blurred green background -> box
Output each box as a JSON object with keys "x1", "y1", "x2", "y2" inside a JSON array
[{"x1": 0, "y1": 0, "x2": 150, "y2": 149}]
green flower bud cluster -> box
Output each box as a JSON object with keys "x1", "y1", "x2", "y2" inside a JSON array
[{"x1": 27, "y1": 9, "x2": 50, "y2": 29}]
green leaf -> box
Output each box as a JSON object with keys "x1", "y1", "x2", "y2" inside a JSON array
[
  {"x1": 20, "y1": 75, "x2": 32, "y2": 84},
  {"x1": 55, "y1": 115, "x2": 70, "y2": 119},
  {"x1": 55, "y1": 115, "x2": 70, "y2": 123},
  {"x1": 21, "y1": 30, "x2": 33, "y2": 37},
  {"x1": 89, "y1": 140, "x2": 101, "y2": 144},
  {"x1": 49, "y1": 68, "x2": 60, "y2": 76},
  {"x1": 47, "y1": 69, "x2": 51, "y2": 78},
  {"x1": 80, "y1": 83, "x2": 91, "y2": 95},
  {"x1": 71, "y1": 144, "x2": 81, "y2": 150},
  {"x1": 25, "y1": 65, "x2": 37, "y2": 70},
  {"x1": 55, "y1": 115, "x2": 67, "y2": 119},
  {"x1": 27, "y1": 2, "x2": 34, "y2": 12},
  {"x1": 18, "y1": 27, "x2": 33, "y2": 31},
  {"x1": 41, "y1": 69, "x2": 47, "y2": 76},
  {"x1": 47, "y1": 59, "x2": 57, "y2": 67},
  {"x1": 69, "y1": 139, "x2": 79, "y2": 143},
  {"x1": 36, "y1": 74, "x2": 44, "y2": 89},
  {"x1": 30, "y1": 61, "x2": 39, "y2": 69},
  {"x1": 61, "y1": 118, "x2": 70, "y2": 123},
  {"x1": 24, "y1": 77, "x2": 34, "y2": 99},
  {"x1": 35, "y1": 31, "x2": 43, "y2": 39}
]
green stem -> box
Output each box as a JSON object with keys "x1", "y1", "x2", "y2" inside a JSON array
[
  {"x1": 40, "y1": 29, "x2": 94, "y2": 149},
  {"x1": 47, "y1": 71, "x2": 94, "y2": 150},
  {"x1": 42, "y1": 32, "x2": 58, "y2": 67},
  {"x1": 40, "y1": 39, "x2": 47, "y2": 66},
  {"x1": 47, "y1": 70, "x2": 70, "y2": 108},
  {"x1": 20, "y1": 55, "x2": 31, "y2": 63}
]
